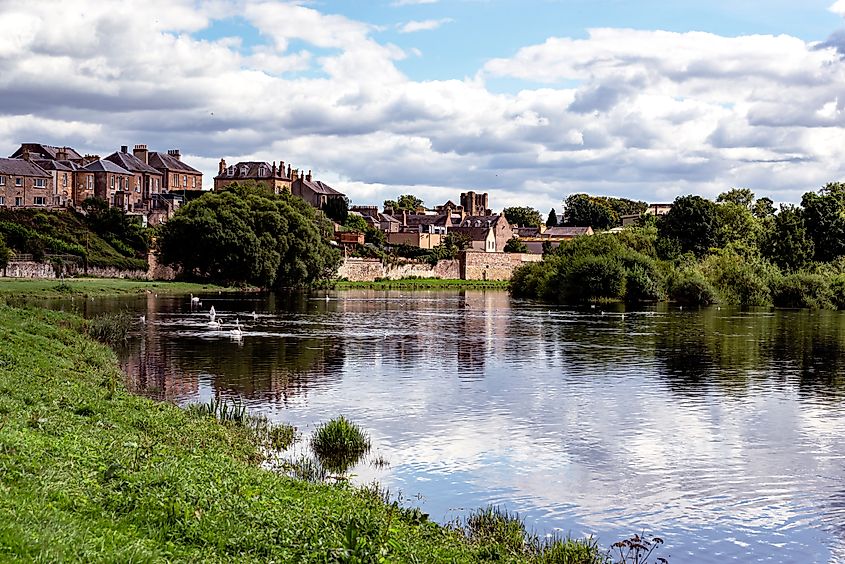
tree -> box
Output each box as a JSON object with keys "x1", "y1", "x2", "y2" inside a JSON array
[
  {"x1": 322, "y1": 196, "x2": 349, "y2": 225},
  {"x1": 761, "y1": 205, "x2": 814, "y2": 271},
  {"x1": 546, "y1": 208, "x2": 558, "y2": 227},
  {"x1": 0, "y1": 234, "x2": 10, "y2": 270},
  {"x1": 716, "y1": 201, "x2": 759, "y2": 251},
  {"x1": 752, "y1": 197, "x2": 776, "y2": 219},
  {"x1": 504, "y1": 236, "x2": 528, "y2": 253},
  {"x1": 657, "y1": 195, "x2": 720, "y2": 258},
  {"x1": 717, "y1": 188, "x2": 755, "y2": 209},
  {"x1": 384, "y1": 194, "x2": 424, "y2": 212},
  {"x1": 800, "y1": 182, "x2": 845, "y2": 262},
  {"x1": 562, "y1": 194, "x2": 619, "y2": 230},
  {"x1": 343, "y1": 214, "x2": 368, "y2": 233},
  {"x1": 158, "y1": 181, "x2": 341, "y2": 288},
  {"x1": 503, "y1": 206, "x2": 542, "y2": 228}
]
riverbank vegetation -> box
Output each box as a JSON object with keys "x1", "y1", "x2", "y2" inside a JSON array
[
  {"x1": 4, "y1": 305, "x2": 659, "y2": 562},
  {"x1": 512, "y1": 184, "x2": 845, "y2": 309},
  {"x1": 157, "y1": 182, "x2": 341, "y2": 289},
  {"x1": 0, "y1": 202, "x2": 148, "y2": 271},
  {"x1": 0, "y1": 278, "x2": 237, "y2": 299}
]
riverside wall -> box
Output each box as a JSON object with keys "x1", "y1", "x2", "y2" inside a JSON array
[
  {"x1": 1, "y1": 253, "x2": 176, "y2": 281},
  {"x1": 337, "y1": 251, "x2": 542, "y2": 282}
]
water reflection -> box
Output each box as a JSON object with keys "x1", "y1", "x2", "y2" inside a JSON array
[{"x1": 45, "y1": 290, "x2": 845, "y2": 562}]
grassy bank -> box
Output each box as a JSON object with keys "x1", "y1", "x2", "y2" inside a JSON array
[
  {"x1": 0, "y1": 278, "x2": 245, "y2": 299},
  {"x1": 331, "y1": 278, "x2": 510, "y2": 290},
  {"x1": 0, "y1": 306, "x2": 609, "y2": 562}
]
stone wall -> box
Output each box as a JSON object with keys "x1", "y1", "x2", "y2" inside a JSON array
[
  {"x1": 461, "y1": 250, "x2": 543, "y2": 281},
  {"x1": 337, "y1": 258, "x2": 460, "y2": 282},
  {"x1": 1, "y1": 252, "x2": 176, "y2": 281}
]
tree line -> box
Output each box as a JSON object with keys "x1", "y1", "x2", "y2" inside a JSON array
[{"x1": 511, "y1": 184, "x2": 845, "y2": 310}]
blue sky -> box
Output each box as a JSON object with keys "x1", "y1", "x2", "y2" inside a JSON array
[{"x1": 3, "y1": 0, "x2": 845, "y2": 213}]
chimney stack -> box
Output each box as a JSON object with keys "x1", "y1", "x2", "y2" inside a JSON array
[
  {"x1": 121, "y1": 145, "x2": 128, "y2": 154},
  {"x1": 291, "y1": 168, "x2": 299, "y2": 182},
  {"x1": 56, "y1": 147, "x2": 69, "y2": 161},
  {"x1": 167, "y1": 149, "x2": 181, "y2": 161},
  {"x1": 22, "y1": 148, "x2": 30, "y2": 162},
  {"x1": 133, "y1": 144, "x2": 149, "y2": 164},
  {"x1": 279, "y1": 161, "x2": 285, "y2": 177},
  {"x1": 83, "y1": 154, "x2": 100, "y2": 166},
  {"x1": 402, "y1": 209, "x2": 407, "y2": 228},
  {"x1": 306, "y1": 169, "x2": 312, "y2": 182},
  {"x1": 272, "y1": 161, "x2": 277, "y2": 176},
  {"x1": 218, "y1": 158, "x2": 226, "y2": 175}
]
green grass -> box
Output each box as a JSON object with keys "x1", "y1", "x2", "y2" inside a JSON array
[
  {"x1": 331, "y1": 278, "x2": 511, "y2": 290},
  {"x1": 0, "y1": 278, "x2": 242, "y2": 299},
  {"x1": 311, "y1": 416, "x2": 372, "y2": 474},
  {"x1": 0, "y1": 305, "x2": 612, "y2": 563}
]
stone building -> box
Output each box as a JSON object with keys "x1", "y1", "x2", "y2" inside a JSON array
[
  {"x1": 449, "y1": 214, "x2": 513, "y2": 252},
  {"x1": 81, "y1": 159, "x2": 134, "y2": 210},
  {"x1": 290, "y1": 170, "x2": 346, "y2": 209},
  {"x1": 10, "y1": 143, "x2": 83, "y2": 164},
  {"x1": 460, "y1": 191, "x2": 492, "y2": 217},
  {"x1": 214, "y1": 159, "x2": 292, "y2": 194},
  {"x1": 135, "y1": 146, "x2": 202, "y2": 193},
  {"x1": 0, "y1": 157, "x2": 53, "y2": 208},
  {"x1": 105, "y1": 146, "x2": 164, "y2": 209}
]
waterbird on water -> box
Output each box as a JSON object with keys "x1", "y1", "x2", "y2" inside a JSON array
[
  {"x1": 230, "y1": 318, "x2": 243, "y2": 339},
  {"x1": 139, "y1": 315, "x2": 146, "y2": 324},
  {"x1": 190, "y1": 294, "x2": 200, "y2": 304},
  {"x1": 209, "y1": 305, "x2": 216, "y2": 320},
  {"x1": 251, "y1": 311, "x2": 257, "y2": 320},
  {"x1": 208, "y1": 319, "x2": 221, "y2": 329}
]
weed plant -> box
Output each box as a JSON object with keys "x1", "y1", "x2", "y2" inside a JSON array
[
  {"x1": 311, "y1": 416, "x2": 372, "y2": 474},
  {"x1": 86, "y1": 311, "x2": 133, "y2": 345}
]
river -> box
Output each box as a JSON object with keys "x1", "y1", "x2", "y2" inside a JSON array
[{"x1": 52, "y1": 289, "x2": 845, "y2": 562}]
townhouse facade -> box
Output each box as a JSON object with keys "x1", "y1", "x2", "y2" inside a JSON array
[
  {"x1": 214, "y1": 159, "x2": 292, "y2": 194},
  {"x1": 0, "y1": 158, "x2": 53, "y2": 208}
]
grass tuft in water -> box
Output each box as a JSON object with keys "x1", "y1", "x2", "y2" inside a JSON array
[
  {"x1": 311, "y1": 416, "x2": 371, "y2": 473},
  {"x1": 268, "y1": 423, "x2": 297, "y2": 450},
  {"x1": 86, "y1": 311, "x2": 133, "y2": 345}
]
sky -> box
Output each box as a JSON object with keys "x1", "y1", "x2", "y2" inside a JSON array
[{"x1": 2, "y1": 0, "x2": 845, "y2": 214}]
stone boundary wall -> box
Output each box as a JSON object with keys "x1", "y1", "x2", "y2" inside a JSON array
[
  {"x1": 337, "y1": 258, "x2": 460, "y2": 282},
  {"x1": 1, "y1": 253, "x2": 176, "y2": 281},
  {"x1": 337, "y1": 251, "x2": 541, "y2": 282}
]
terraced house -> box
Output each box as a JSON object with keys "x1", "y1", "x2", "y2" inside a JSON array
[
  {"x1": 0, "y1": 157, "x2": 53, "y2": 208},
  {"x1": 214, "y1": 159, "x2": 292, "y2": 194},
  {"x1": 142, "y1": 147, "x2": 202, "y2": 192}
]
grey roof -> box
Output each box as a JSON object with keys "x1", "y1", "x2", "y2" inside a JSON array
[
  {"x1": 298, "y1": 177, "x2": 343, "y2": 196},
  {"x1": 448, "y1": 225, "x2": 492, "y2": 241},
  {"x1": 10, "y1": 143, "x2": 83, "y2": 161},
  {"x1": 215, "y1": 161, "x2": 289, "y2": 180},
  {"x1": 0, "y1": 157, "x2": 50, "y2": 177},
  {"x1": 32, "y1": 159, "x2": 74, "y2": 172},
  {"x1": 543, "y1": 227, "x2": 592, "y2": 237},
  {"x1": 148, "y1": 151, "x2": 201, "y2": 174},
  {"x1": 514, "y1": 226, "x2": 541, "y2": 237},
  {"x1": 458, "y1": 214, "x2": 501, "y2": 227},
  {"x1": 81, "y1": 160, "x2": 132, "y2": 174},
  {"x1": 387, "y1": 213, "x2": 449, "y2": 228},
  {"x1": 105, "y1": 151, "x2": 161, "y2": 175}
]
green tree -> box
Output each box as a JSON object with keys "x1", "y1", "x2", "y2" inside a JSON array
[
  {"x1": 657, "y1": 195, "x2": 720, "y2": 258},
  {"x1": 761, "y1": 204, "x2": 814, "y2": 271},
  {"x1": 384, "y1": 194, "x2": 424, "y2": 212},
  {"x1": 801, "y1": 183, "x2": 845, "y2": 262},
  {"x1": 158, "y1": 182, "x2": 340, "y2": 288},
  {"x1": 717, "y1": 188, "x2": 754, "y2": 209},
  {"x1": 503, "y1": 236, "x2": 528, "y2": 253},
  {"x1": 546, "y1": 208, "x2": 559, "y2": 227},
  {"x1": 322, "y1": 196, "x2": 349, "y2": 224},
  {"x1": 0, "y1": 234, "x2": 10, "y2": 269},
  {"x1": 752, "y1": 197, "x2": 776, "y2": 219},
  {"x1": 503, "y1": 206, "x2": 542, "y2": 227},
  {"x1": 716, "y1": 201, "x2": 759, "y2": 252},
  {"x1": 562, "y1": 194, "x2": 619, "y2": 230},
  {"x1": 342, "y1": 214, "x2": 368, "y2": 233}
]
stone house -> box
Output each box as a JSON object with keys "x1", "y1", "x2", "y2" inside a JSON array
[
  {"x1": 290, "y1": 170, "x2": 346, "y2": 209},
  {"x1": 0, "y1": 157, "x2": 53, "y2": 208},
  {"x1": 449, "y1": 214, "x2": 513, "y2": 252},
  {"x1": 214, "y1": 159, "x2": 292, "y2": 194},
  {"x1": 10, "y1": 143, "x2": 83, "y2": 164},
  {"x1": 81, "y1": 159, "x2": 134, "y2": 210},
  {"x1": 137, "y1": 146, "x2": 202, "y2": 192},
  {"x1": 32, "y1": 159, "x2": 75, "y2": 207},
  {"x1": 519, "y1": 226, "x2": 594, "y2": 254},
  {"x1": 105, "y1": 146, "x2": 164, "y2": 210}
]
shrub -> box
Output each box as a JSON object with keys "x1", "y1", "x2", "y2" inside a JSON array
[
  {"x1": 510, "y1": 260, "x2": 556, "y2": 299},
  {"x1": 311, "y1": 416, "x2": 371, "y2": 473},
  {"x1": 87, "y1": 312, "x2": 134, "y2": 345},
  {"x1": 667, "y1": 268, "x2": 718, "y2": 306},
  {"x1": 563, "y1": 255, "x2": 626, "y2": 303},
  {"x1": 771, "y1": 272, "x2": 832, "y2": 309},
  {"x1": 701, "y1": 251, "x2": 775, "y2": 306},
  {"x1": 464, "y1": 507, "x2": 527, "y2": 555},
  {"x1": 831, "y1": 275, "x2": 845, "y2": 309}
]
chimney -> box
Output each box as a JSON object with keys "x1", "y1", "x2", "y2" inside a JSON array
[
  {"x1": 167, "y1": 149, "x2": 181, "y2": 161},
  {"x1": 272, "y1": 161, "x2": 277, "y2": 176},
  {"x1": 83, "y1": 154, "x2": 100, "y2": 166},
  {"x1": 402, "y1": 209, "x2": 407, "y2": 228},
  {"x1": 121, "y1": 145, "x2": 128, "y2": 154},
  {"x1": 56, "y1": 147, "x2": 69, "y2": 161},
  {"x1": 279, "y1": 161, "x2": 285, "y2": 177},
  {"x1": 133, "y1": 144, "x2": 149, "y2": 164},
  {"x1": 306, "y1": 169, "x2": 312, "y2": 182},
  {"x1": 22, "y1": 148, "x2": 30, "y2": 161},
  {"x1": 218, "y1": 158, "x2": 226, "y2": 175},
  {"x1": 287, "y1": 164, "x2": 291, "y2": 178}
]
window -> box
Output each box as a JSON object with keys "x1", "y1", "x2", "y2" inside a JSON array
[
  {"x1": 14, "y1": 197, "x2": 22, "y2": 207},
  {"x1": 182, "y1": 175, "x2": 187, "y2": 187},
  {"x1": 87, "y1": 177, "x2": 93, "y2": 189},
  {"x1": 33, "y1": 196, "x2": 46, "y2": 206},
  {"x1": 15, "y1": 177, "x2": 22, "y2": 187},
  {"x1": 0, "y1": 176, "x2": 5, "y2": 186},
  {"x1": 34, "y1": 178, "x2": 46, "y2": 188},
  {"x1": 110, "y1": 176, "x2": 115, "y2": 189},
  {"x1": 173, "y1": 174, "x2": 178, "y2": 187},
  {"x1": 62, "y1": 174, "x2": 68, "y2": 187},
  {"x1": 0, "y1": 196, "x2": 5, "y2": 205},
  {"x1": 192, "y1": 176, "x2": 196, "y2": 188},
  {"x1": 155, "y1": 178, "x2": 159, "y2": 189}
]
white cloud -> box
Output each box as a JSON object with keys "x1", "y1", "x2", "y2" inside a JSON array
[
  {"x1": 2, "y1": 3, "x2": 845, "y2": 214},
  {"x1": 391, "y1": 0, "x2": 439, "y2": 6},
  {"x1": 398, "y1": 18, "x2": 453, "y2": 33},
  {"x1": 830, "y1": 0, "x2": 845, "y2": 16}
]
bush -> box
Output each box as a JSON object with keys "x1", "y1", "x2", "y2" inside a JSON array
[
  {"x1": 667, "y1": 268, "x2": 718, "y2": 306},
  {"x1": 562, "y1": 255, "x2": 626, "y2": 303},
  {"x1": 87, "y1": 312, "x2": 134, "y2": 345},
  {"x1": 771, "y1": 272, "x2": 832, "y2": 309},
  {"x1": 701, "y1": 251, "x2": 775, "y2": 306},
  {"x1": 830, "y1": 275, "x2": 845, "y2": 309}
]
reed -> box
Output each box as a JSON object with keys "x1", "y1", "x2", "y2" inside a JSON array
[
  {"x1": 86, "y1": 311, "x2": 133, "y2": 345},
  {"x1": 311, "y1": 416, "x2": 371, "y2": 473}
]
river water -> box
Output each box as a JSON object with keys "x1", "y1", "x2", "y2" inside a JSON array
[{"x1": 53, "y1": 289, "x2": 845, "y2": 562}]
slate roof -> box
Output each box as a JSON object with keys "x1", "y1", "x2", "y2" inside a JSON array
[
  {"x1": 0, "y1": 158, "x2": 50, "y2": 177},
  {"x1": 298, "y1": 178, "x2": 343, "y2": 195},
  {"x1": 448, "y1": 225, "x2": 492, "y2": 241},
  {"x1": 32, "y1": 159, "x2": 74, "y2": 172},
  {"x1": 81, "y1": 160, "x2": 132, "y2": 174},
  {"x1": 148, "y1": 152, "x2": 201, "y2": 174},
  {"x1": 215, "y1": 161, "x2": 289, "y2": 180},
  {"x1": 543, "y1": 227, "x2": 592, "y2": 237},
  {"x1": 514, "y1": 226, "x2": 541, "y2": 237},
  {"x1": 105, "y1": 151, "x2": 161, "y2": 175},
  {"x1": 457, "y1": 215, "x2": 500, "y2": 228},
  {"x1": 10, "y1": 143, "x2": 83, "y2": 161}
]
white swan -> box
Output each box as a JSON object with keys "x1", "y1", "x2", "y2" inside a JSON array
[
  {"x1": 139, "y1": 314, "x2": 146, "y2": 324},
  {"x1": 208, "y1": 318, "x2": 221, "y2": 329},
  {"x1": 209, "y1": 305, "x2": 216, "y2": 320},
  {"x1": 190, "y1": 293, "x2": 200, "y2": 304},
  {"x1": 251, "y1": 311, "x2": 257, "y2": 320},
  {"x1": 230, "y1": 318, "x2": 243, "y2": 339}
]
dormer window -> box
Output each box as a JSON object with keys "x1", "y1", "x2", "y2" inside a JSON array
[
  {"x1": 240, "y1": 166, "x2": 248, "y2": 176},
  {"x1": 258, "y1": 165, "x2": 267, "y2": 176},
  {"x1": 227, "y1": 165, "x2": 234, "y2": 176}
]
